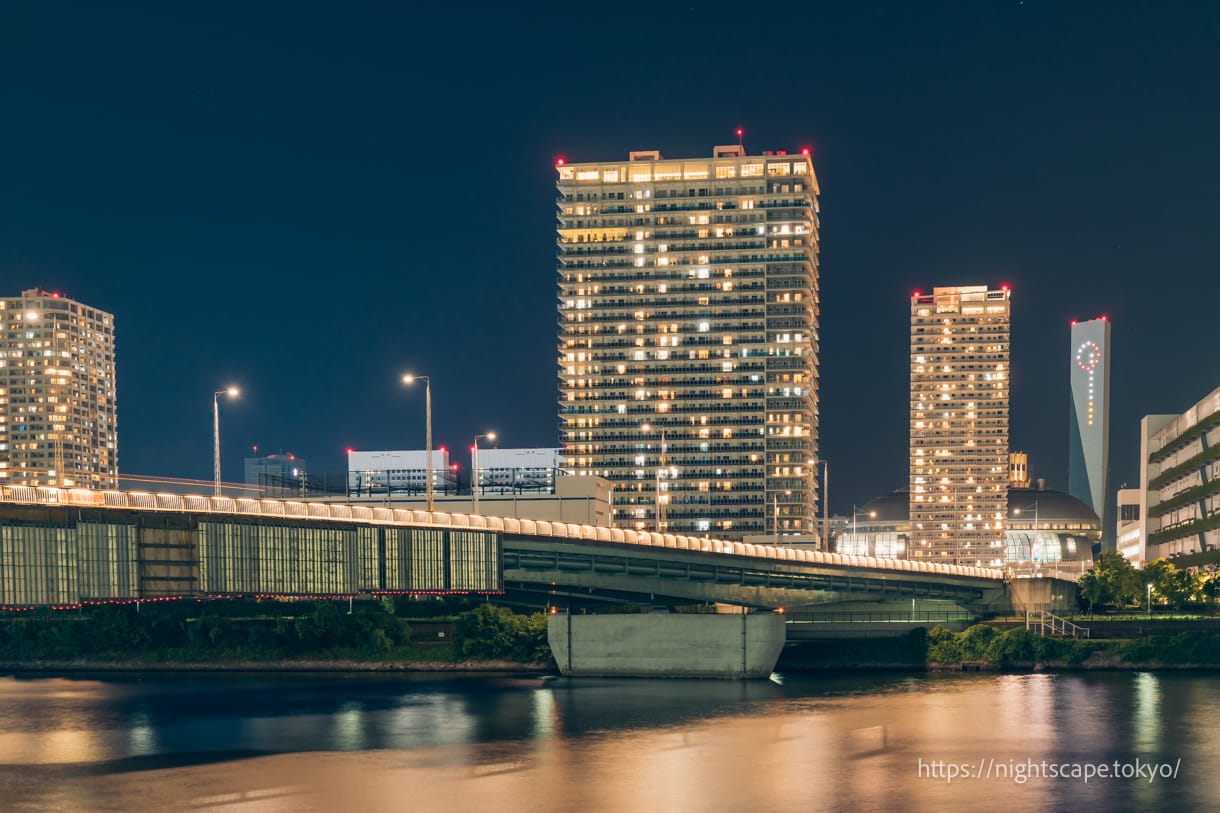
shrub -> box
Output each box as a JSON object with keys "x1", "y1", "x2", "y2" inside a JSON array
[
  {"x1": 984, "y1": 628, "x2": 1038, "y2": 666},
  {"x1": 926, "y1": 625, "x2": 962, "y2": 663}
]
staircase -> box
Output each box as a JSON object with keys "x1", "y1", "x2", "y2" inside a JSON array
[{"x1": 1030, "y1": 610, "x2": 1090, "y2": 638}]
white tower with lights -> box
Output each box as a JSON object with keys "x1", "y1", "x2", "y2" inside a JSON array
[{"x1": 1068, "y1": 316, "x2": 1111, "y2": 536}]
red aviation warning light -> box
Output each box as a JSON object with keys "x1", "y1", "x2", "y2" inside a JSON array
[
  {"x1": 800, "y1": 146, "x2": 811, "y2": 156},
  {"x1": 555, "y1": 156, "x2": 566, "y2": 166}
]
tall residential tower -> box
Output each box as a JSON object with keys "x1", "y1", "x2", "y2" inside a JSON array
[
  {"x1": 910, "y1": 285, "x2": 1011, "y2": 564},
  {"x1": 0, "y1": 289, "x2": 117, "y2": 489},
  {"x1": 557, "y1": 145, "x2": 820, "y2": 538},
  {"x1": 1068, "y1": 316, "x2": 1111, "y2": 537}
]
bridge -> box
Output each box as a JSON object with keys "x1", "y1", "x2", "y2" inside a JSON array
[
  {"x1": 0, "y1": 486, "x2": 1074, "y2": 676},
  {"x1": 0, "y1": 484, "x2": 1012, "y2": 610}
]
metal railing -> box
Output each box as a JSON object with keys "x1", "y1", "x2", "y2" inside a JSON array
[{"x1": 1033, "y1": 610, "x2": 1090, "y2": 638}]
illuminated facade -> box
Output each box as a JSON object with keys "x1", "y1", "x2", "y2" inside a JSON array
[
  {"x1": 0, "y1": 289, "x2": 117, "y2": 489},
  {"x1": 1009, "y1": 451, "x2": 1031, "y2": 488},
  {"x1": 910, "y1": 285, "x2": 1011, "y2": 564},
  {"x1": 1068, "y1": 316, "x2": 1111, "y2": 535},
  {"x1": 837, "y1": 486, "x2": 1096, "y2": 576},
  {"x1": 557, "y1": 145, "x2": 820, "y2": 538},
  {"x1": 1116, "y1": 487, "x2": 1144, "y2": 565},
  {"x1": 1140, "y1": 387, "x2": 1220, "y2": 560}
]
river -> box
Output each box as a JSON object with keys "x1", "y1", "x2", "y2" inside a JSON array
[{"x1": 0, "y1": 669, "x2": 1215, "y2": 812}]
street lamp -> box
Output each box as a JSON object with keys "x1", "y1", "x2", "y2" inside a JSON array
[
  {"x1": 821, "y1": 459, "x2": 829, "y2": 551},
  {"x1": 402, "y1": 374, "x2": 432, "y2": 512},
  {"x1": 472, "y1": 431, "x2": 496, "y2": 514},
  {"x1": 1147, "y1": 582, "x2": 1153, "y2": 619},
  {"x1": 773, "y1": 489, "x2": 793, "y2": 543},
  {"x1": 851, "y1": 505, "x2": 877, "y2": 535},
  {"x1": 1012, "y1": 501, "x2": 1040, "y2": 564},
  {"x1": 641, "y1": 422, "x2": 668, "y2": 532},
  {"x1": 212, "y1": 387, "x2": 239, "y2": 497}
]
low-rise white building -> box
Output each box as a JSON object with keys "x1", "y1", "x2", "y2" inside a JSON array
[
  {"x1": 475, "y1": 447, "x2": 565, "y2": 494},
  {"x1": 1116, "y1": 487, "x2": 1145, "y2": 565},
  {"x1": 347, "y1": 449, "x2": 454, "y2": 495},
  {"x1": 1139, "y1": 387, "x2": 1220, "y2": 561}
]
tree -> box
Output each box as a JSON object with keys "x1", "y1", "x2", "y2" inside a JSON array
[
  {"x1": 453, "y1": 604, "x2": 552, "y2": 663},
  {"x1": 1143, "y1": 559, "x2": 1201, "y2": 611},
  {"x1": 454, "y1": 603, "x2": 521, "y2": 659},
  {"x1": 1077, "y1": 550, "x2": 1141, "y2": 612},
  {"x1": 1202, "y1": 574, "x2": 1220, "y2": 606},
  {"x1": 1078, "y1": 571, "x2": 1106, "y2": 616}
]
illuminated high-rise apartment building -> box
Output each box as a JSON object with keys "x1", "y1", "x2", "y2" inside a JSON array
[
  {"x1": 557, "y1": 144, "x2": 820, "y2": 538},
  {"x1": 0, "y1": 289, "x2": 117, "y2": 489},
  {"x1": 1068, "y1": 316, "x2": 1111, "y2": 537},
  {"x1": 909, "y1": 285, "x2": 1010, "y2": 564}
]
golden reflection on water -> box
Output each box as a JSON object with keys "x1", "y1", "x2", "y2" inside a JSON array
[{"x1": 1, "y1": 673, "x2": 1216, "y2": 812}]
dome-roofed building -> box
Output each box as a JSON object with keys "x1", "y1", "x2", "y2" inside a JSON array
[{"x1": 838, "y1": 484, "x2": 1098, "y2": 576}]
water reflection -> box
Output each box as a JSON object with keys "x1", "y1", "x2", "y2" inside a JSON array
[{"x1": 0, "y1": 670, "x2": 1216, "y2": 812}]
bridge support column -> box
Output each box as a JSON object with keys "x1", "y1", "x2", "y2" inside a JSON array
[
  {"x1": 1006, "y1": 578, "x2": 1077, "y2": 616},
  {"x1": 547, "y1": 612, "x2": 786, "y2": 679}
]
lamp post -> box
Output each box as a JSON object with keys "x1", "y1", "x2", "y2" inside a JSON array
[
  {"x1": 773, "y1": 489, "x2": 793, "y2": 543},
  {"x1": 472, "y1": 431, "x2": 496, "y2": 514},
  {"x1": 1147, "y1": 582, "x2": 1153, "y2": 619},
  {"x1": 658, "y1": 429, "x2": 668, "y2": 532},
  {"x1": 212, "y1": 387, "x2": 239, "y2": 497},
  {"x1": 1012, "y1": 501, "x2": 1040, "y2": 565},
  {"x1": 641, "y1": 422, "x2": 668, "y2": 532},
  {"x1": 822, "y1": 460, "x2": 829, "y2": 552},
  {"x1": 851, "y1": 505, "x2": 877, "y2": 534},
  {"x1": 402, "y1": 374, "x2": 432, "y2": 512}
]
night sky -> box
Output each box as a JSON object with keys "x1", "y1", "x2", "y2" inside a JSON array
[{"x1": 2, "y1": 2, "x2": 1218, "y2": 512}]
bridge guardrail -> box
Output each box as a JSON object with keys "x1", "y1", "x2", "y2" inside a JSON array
[
  {"x1": 0, "y1": 484, "x2": 1004, "y2": 582},
  {"x1": 786, "y1": 610, "x2": 978, "y2": 624}
]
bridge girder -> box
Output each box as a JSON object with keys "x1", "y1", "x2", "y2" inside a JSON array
[{"x1": 503, "y1": 536, "x2": 1006, "y2": 612}]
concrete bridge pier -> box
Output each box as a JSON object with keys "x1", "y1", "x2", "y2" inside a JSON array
[
  {"x1": 1005, "y1": 578, "x2": 1079, "y2": 616},
  {"x1": 547, "y1": 611, "x2": 787, "y2": 679}
]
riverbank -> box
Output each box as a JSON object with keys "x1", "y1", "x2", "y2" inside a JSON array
[
  {"x1": 0, "y1": 657, "x2": 556, "y2": 674},
  {"x1": 778, "y1": 624, "x2": 1220, "y2": 673}
]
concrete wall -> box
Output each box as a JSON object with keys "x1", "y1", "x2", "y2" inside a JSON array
[
  {"x1": 548, "y1": 612, "x2": 786, "y2": 679},
  {"x1": 1006, "y1": 578, "x2": 1078, "y2": 615}
]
